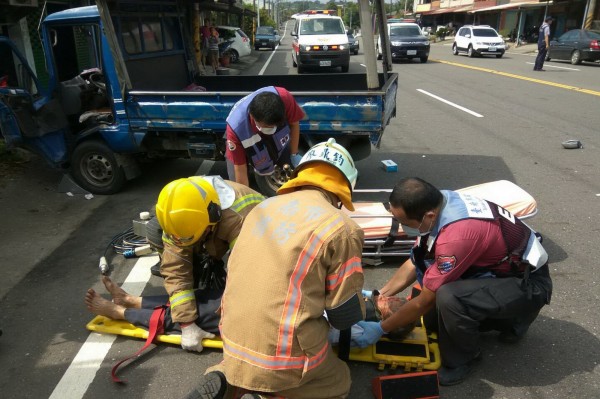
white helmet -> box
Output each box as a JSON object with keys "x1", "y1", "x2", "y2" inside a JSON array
[{"x1": 295, "y1": 138, "x2": 358, "y2": 191}]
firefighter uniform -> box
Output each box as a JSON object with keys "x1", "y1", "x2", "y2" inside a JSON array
[
  {"x1": 220, "y1": 189, "x2": 365, "y2": 398},
  {"x1": 161, "y1": 180, "x2": 264, "y2": 324}
]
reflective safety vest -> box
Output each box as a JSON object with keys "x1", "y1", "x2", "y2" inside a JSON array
[
  {"x1": 411, "y1": 190, "x2": 548, "y2": 285},
  {"x1": 226, "y1": 86, "x2": 291, "y2": 175}
]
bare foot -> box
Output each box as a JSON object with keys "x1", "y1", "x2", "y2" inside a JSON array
[
  {"x1": 102, "y1": 276, "x2": 140, "y2": 308},
  {"x1": 85, "y1": 288, "x2": 126, "y2": 320}
]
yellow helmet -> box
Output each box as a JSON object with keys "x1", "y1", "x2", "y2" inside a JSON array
[{"x1": 155, "y1": 176, "x2": 222, "y2": 246}]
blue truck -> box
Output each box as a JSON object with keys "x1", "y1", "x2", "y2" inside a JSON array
[{"x1": 0, "y1": 1, "x2": 397, "y2": 195}]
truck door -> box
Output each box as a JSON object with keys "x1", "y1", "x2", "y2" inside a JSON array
[{"x1": 0, "y1": 37, "x2": 69, "y2": 165}]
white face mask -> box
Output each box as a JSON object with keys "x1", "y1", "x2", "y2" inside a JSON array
[
  {"x1": 257, "y1": 125, "x2": 277, "y2": 135},
  {"x1": 401, "y1": 214, "x2": 433, "y2": 237}
]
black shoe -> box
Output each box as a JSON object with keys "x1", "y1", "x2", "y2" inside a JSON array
[
  {"x1": 438, "y1": 352, "x2": 482, "y2": 386},
  {"x1": 498, "y1": 330, "x2": 524, "y2": 344},
  {"x1": 150, "y1": 263, "x2": 163, "y2": 278},
  {"x1": 183, "y1": 371, "x2": 227, "y2": 399}
]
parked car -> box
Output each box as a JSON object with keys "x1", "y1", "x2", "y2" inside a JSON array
[
  {"x1": 347, "y1": 32, "x2": 359, "y2": 55},
  {"x1": 216, "y1": 26, "x2": 252, "y2": 62},
  {"x1": 453, "y1": 25, "x2": 506, "y2": 58},
  {"x1": 377, "y1": 22, "x2": 430, "y2": 63},
  {"x1": 255, "y1": 26, "x2": 281, "y2": 50},
  {"x1": 546, "y1": 29, "x2": 600, "y2": 65}
]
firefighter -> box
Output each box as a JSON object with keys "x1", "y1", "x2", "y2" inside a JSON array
[
  {"x1": 154, "y1": 176, "x2": 264, "y2": 352},
  {"x1": 185, "y1": 138, "x2": 365, "y2": 399},
  {"x1": 355, "y1": 177, "x2": 553, "y2": 386}
]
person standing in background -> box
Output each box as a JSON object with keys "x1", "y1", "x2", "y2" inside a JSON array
[{"x1": 534, "y1": 16, "x2": 553, "y2": 71}]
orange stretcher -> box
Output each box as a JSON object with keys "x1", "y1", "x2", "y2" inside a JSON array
[{"x1": 348, "y1": 180, "x2": 538, "y2": 258}]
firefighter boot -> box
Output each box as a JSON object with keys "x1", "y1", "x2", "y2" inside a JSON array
[{"x1": 183, "y1": 371, "x2": 227, "y2": 399}]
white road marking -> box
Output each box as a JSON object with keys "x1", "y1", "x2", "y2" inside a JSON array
[
  {"x1": 416, "y1": 89, "x2": 484, "y2": 117},
  {"x1": 259, "y1": 23, "x2": 290, "y2": 75},
  {"x1": 49, "y1": 255, "x2": 157, "y2": 398},
  {"x1": 525, "y1": 61, "x2": 580, "y2": 71}
]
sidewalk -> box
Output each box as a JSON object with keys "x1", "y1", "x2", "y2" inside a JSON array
[
  {"x1": 197, "y1": 53, "x2": 260, "y2": 76},
  {"x1": 433, "y1": 36, "x2": 538, "y2": 54}
]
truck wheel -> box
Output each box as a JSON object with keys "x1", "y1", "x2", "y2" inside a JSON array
[
  {"x1": 70, "y1": 140, "x2": 126, "y2": 194},
  {"x1": 254, "y1": 167, "x2": 288, "y2": 197},
  {"x1": 341, "y1": 64, "x2": 349, "y2": 73},
  {"x1": 297, "y1": 64, "x2": 305, "y2": 74},
  {"x1": 292, "y1": 54, "x2": 297, "y2": 67}
]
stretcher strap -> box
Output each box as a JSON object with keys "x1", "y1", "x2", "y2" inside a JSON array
[
  {"x1": 383, "y1": 218, "x2": 399, "y2": 248},
  {"x1": 337, "y1": 328, "x2": 352, "y2": 361},
  {"x1": 111, "y1": 305, "x2": 167, "y2": 383}
]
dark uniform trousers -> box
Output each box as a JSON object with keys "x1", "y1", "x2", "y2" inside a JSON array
[
  {"x1": 124, "y1": 288, "x2": 222, "y2": 334},
  {"x1": 424, "y1": 265, "x2": 552, "y2": 368}
]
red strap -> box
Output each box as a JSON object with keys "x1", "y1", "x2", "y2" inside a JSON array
[{"x1": 111, "y1": 305, "x2": 167, "y2": 383}]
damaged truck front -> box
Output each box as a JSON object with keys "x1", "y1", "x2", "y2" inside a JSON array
[{"x1": 0, "y1": 1, "x2": 397, "y2": 195}]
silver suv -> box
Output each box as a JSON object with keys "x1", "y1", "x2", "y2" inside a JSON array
[{"x1": 452, "y1": 25, "x2": 506, "y2": 58}]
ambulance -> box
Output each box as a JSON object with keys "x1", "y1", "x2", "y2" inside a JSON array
[{"x1": 291, "y1": 10, "x2": 350, "y2": 74}]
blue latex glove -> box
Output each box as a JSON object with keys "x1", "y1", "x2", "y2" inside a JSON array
[
  {"x1": 362, "y1": 289, "x2": 373, "y2": 299},
  {"x1": 290, "y1": 153, "x2": 303, "y2": 168},
  {"x1": 353, "y1": 321, "x2": 385, "y2": 348}
]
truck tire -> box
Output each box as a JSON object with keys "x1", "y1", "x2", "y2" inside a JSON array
[
  {"x1": 254, "y1": 166, "x2": 289, "y2": 197},
  {"x1": 341, "y1": 64, "x2": 349, "y2": 72},
  {"x1": 70, "y1": 140, "x2": 126, "y2": 195},
  {"x1": 292, "y1": 54, "x2": 297, "y2": 67}
]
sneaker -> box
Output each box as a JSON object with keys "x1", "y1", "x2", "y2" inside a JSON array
[
  {"x1": 438, "y1": 352, "x2": 482, "y2": 386},
  {"x1": 183, "y1": 371, "x2": 227, "y2": 399}
]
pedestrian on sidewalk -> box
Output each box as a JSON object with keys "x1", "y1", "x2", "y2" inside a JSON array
[{"x1": 534, "y1": 16, "x2": 553, "y2": 71}]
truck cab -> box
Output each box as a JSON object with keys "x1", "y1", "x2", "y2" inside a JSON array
[{"x1": 0, "y1": 6, "x2": 134, "y2": 194}]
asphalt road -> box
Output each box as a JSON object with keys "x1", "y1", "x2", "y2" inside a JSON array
[{"x1": 1, "y1": 29, "x2": 599, "y2": 399}]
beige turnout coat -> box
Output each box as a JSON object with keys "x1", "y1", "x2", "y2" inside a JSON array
[
  {"x1": 220, "y1": 189, "x2": 365, "y2": 395},
  {"x1": 161, "y1": 181, "x2": 264, "y2": 323}
]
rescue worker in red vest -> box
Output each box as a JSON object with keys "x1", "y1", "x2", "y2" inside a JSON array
[
  {"x1": 185, "y1": 138, "x2": 365, "y2": 399},
  {"x1": 225, "y1": 86, "x2": 305, "y2": 187},
  {"x1": 356, "y1": 177, "x2": 553, "y2": 386},
  {"x1": 155, "y1": 176, "x2": 264, "y2": 353}
]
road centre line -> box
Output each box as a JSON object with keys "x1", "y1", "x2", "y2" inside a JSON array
[
  {"x1": 417, "y1": 89, "x2": 484, "y2": 117},
  {"x1": 49, "y1": 255, "x2": 157, "y2": 399},
  {"x1": 433, "y1": 59, "x2": 600, "y2": 97}
]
